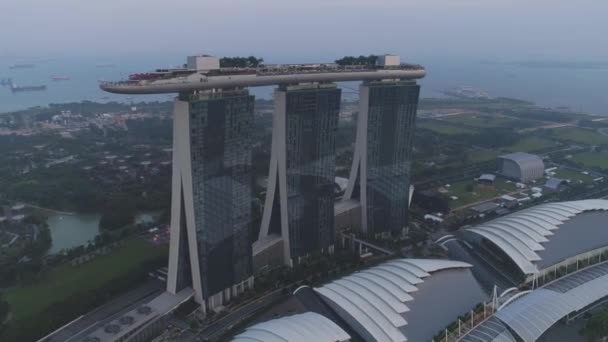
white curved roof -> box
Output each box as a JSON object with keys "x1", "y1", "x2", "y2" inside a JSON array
[
  {"x1": 465, "y1": 199, "x2": 608, "y2": 275},
  {"x1": 459, "y1": 316, "x2": 517, "y2": 342},
  {"x1": 231, "y1": 312, "x2": 350, "y2": 342},
  {"x1": 314, "y1": 258, "x2": 472, "y2": 342},
  {"x1": 460, "y1": 261, "x2": 608, "y2": 342},
  {"x1": 499, "y1": 152, "x2": 544, "y2": 182}
]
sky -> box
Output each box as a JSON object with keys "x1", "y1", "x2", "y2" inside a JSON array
[{"x1": 2, "y1": 0, "x2": 608, "y2": 63}]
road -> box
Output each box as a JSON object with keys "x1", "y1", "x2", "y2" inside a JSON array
[
  {"x1": 186, "y1": 288, "x2": 288, "y2": 341},
  {"x1": 517, "y1": 121, "x2": 577, "y2": 133},
  {"x1": 340, "y1": 233, "x2": 395, "y2": 256},
  {"x1": 40, "y1": 279, "x2": 164, "y2": 342},
  {"x1": 451, "y1": 189, "x2": 522, "y2": 212}
]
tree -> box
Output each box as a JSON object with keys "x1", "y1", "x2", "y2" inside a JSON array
[
  {"x1": 247, "y1": 56, "x2": 263, "y2": 67},
  {"x1": 23, "y1": 225, "x2": 52, "y2": 259},
  {"x1": 99, "y1": 196, "x2": 136, "y2": 230},
  {"x1": 220, "y1": 56, "x2": 264, "y2": 68},
  {"x1": 23, "y1": 213, "x2": 47, "y2": 225},
  {"x1": 335, "y1": 55, "x2": 378, "y2": 66},
  {"x1": 0, "y1": 295, "x2": 9, "y2": 325},
  {"x1": 583, "y1": 308, "x2": 608, "y2": 341}
]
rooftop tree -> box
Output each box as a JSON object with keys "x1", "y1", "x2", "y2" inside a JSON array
[
  {"x1": 335, "y1": 55, "x2": 378, "y2": 66},
  {"x1": 220, "y1": 56, "x2": 264, "y2": 68}
]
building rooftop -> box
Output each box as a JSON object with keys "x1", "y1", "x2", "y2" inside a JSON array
[
  {"x1": 544, "y1": 177, "x2": 567, "y2": 190},
  {"x1": 334, "y1": 177, "x2": 349, "y2": 192},
  {"x1": 84, "y1": 289, "x2": 193, "y2": 342},
  {"x1": 232, "y1": 312, "x2": 351, "y2": 342},
  {"x1": 464, "y1": 199, "x2": 608, "y2": 275},
  {"x1": 334, "y1": 199, "x2": 361, "y2": 216},
  {"x1": 471, "y1": 202, "x2": 499, "y2": 213},
  {"x1": 461, "y1": 261, "x2": 608, "y2": 342},
  {"x1": 100, "y1": 56, "x2": 425, "y2": 94},
  {"x1": 498, "y1": 152, "x2": 542, "y2": 163},
  {"x1": 479, "y1": 174, "x2": 496, "y2": 182},
  {"x1": 313, "y1": 258, "x2": 486, "y2": 342}
]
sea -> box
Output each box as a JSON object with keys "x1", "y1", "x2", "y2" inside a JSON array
[{"x1": 1, "y1": 56, "x2": 607, "y2": 115}]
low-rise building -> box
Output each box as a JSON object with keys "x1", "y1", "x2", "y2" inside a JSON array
[
  {"x1": 498, "y1": 152, "x2": 544, "y2": 183},
  {"x1": 471, "y1": 202, "x2": 499, "y2": 214},
  {"x1": 544, "y1": 177, "x2": 569, "y2": 192},
  {"x1": 477, "y1": 173, "x2": 496, "y2": 186}
]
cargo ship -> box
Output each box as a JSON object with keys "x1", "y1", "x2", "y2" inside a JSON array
[
  {"x1": 9, "y1": 63, "x2": 35, "y2": 69},
  {"x1": 10, "y1": 84, "x2": 47, "y2": 93},
  {"x1": 51, "y1": 75, "x2": 70, "y2": 81}
]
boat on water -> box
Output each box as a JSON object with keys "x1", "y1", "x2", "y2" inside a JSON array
[
  {"x1": 9, "y1": 63, "x2": 35, "y2": 69},
  {"x1": 51, "y1": 75, "x2": 70, "y2": 81},
  {"x1": 11, "y1": 84, "x2": 47, "y2": 93}
]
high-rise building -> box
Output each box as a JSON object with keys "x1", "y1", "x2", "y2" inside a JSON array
[
  {"x1": 100, "y1": 54, "x2": 425, "y2": 310},
  {"x1": 345, "y1": 80, "x2": 420, "y2": 237},
  {"x1": 259, "y1": 84, "x2": 342, "y2": 265},
  {"x1": 166, "y1": 89, "x2": 255, "y2": 311}
]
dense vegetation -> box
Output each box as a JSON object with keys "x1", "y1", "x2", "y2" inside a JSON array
[
  {"x1": 335, "y1": 55, "x2": 378, "y2": 66},
  {"x1": 22, "y1": 214, "x2": 52, "y2": 259},
  {"x1": 456, "y1": 127, "x2": 520, "y2": 148},
  {"x1": 583, "y1": 307, "x2": 608, "y2": 341},
  {"x1": 0, "y1": 213, "x2": 52, "y2": 289},
  {"x1": 1, "y1": 94, "x2": 606, "y2": 340},
  {"x1": 2, "y1": 118, "x2": 172, "y2": 215},
  {"x1": 419, "y1": 97, "x2": 534, "y2": 111},
  {"x1": 0, "y1": 294, "x2": 8, "y2": 326},
  {"x1": 0, "y1": 101, "x2": 172, "y2": 130},
  {"x1": 99, "y1": 195, "x2": 136, "y2": 230},
  {"x1": 4, "y1": 165, "x2": 106, "y2": 212},
  {"x1": 220, "y1": 56, "x2": 264, "y2": 68},
  {"x1": 1, "y1": 239, "x2": 167, "y2": 341}
]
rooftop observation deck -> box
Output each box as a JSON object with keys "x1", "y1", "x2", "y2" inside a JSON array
[{"x1": 99, "y1": 63, "x2": 426, "y2": 95}]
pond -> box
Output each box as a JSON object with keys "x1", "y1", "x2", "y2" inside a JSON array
[
  {"x1": 45, "y1": 211, "x2": 160, "y2": 254},
  {"x1": 46, "y1": 213, "x2": 101, "y2": 254}
]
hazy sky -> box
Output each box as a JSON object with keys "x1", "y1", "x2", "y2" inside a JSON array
[{"x1": 2, "y1": 0, "x2": 608, "y2": 63}]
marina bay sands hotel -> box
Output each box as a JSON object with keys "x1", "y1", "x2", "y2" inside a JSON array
[{"x1": 101, "y1": 55, "x2": 425, "y2": 312}]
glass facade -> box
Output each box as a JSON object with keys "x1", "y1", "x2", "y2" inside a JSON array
[
  {"x1": 187, "y1": 90, "x2": 254, "y2": 297},
  {"x1": 365, "y1": 81, "x2": 420, "y2": 236},
  {"x1": 277, "y1": 84, "x2": 341, "y2": 259}
]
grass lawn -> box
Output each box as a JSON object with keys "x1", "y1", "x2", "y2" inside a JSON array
[
  {"x1": 553, "y1": 168, "x2": 595, "y2": 184},
  {"x1": 468, "y1": 149, "x2": 499, "y2": 162},
  {"x1": 494, "y1": 179, "x2": 519, "y2": 192},
  {"x1": 549, "y1": 127, "x2": 608, "y2": 146},
  {"x1": 572, "y1": 151, "x2": 608, "y2": 170},
  {"x1": 504, "y1": 136, "x2": 557, "y2": 153},
  {"x1": 5, "y1": 237, "x2": 168, "y2": 320},
  {"x1": 417, "y1": 120, "x2": 477, "y2": 135},
  {"x1": 443, "y1": 179, "x2": 517, "y2": 208},
  {"x1": 442, "y1": 113, "x2": 529, "y2": 128}
]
